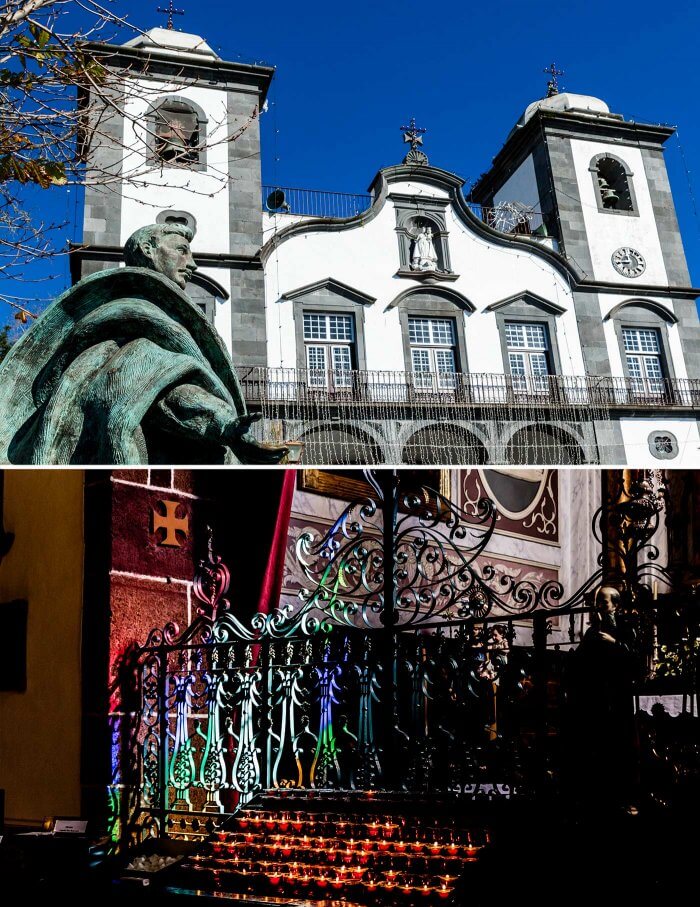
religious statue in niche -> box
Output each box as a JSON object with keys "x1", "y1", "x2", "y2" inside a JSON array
[
  {"x1": 410, "y1": 224, "x2": 439, "y2": 271},
  {"x1": 0, "y1": 223, "x2": 288, "y2": 465}
]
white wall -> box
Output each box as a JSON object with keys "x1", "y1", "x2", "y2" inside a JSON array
[
  {"x1": 570, "y1": 138, "x2": 668, "y2": 285},
  {"x1": 263, "y1": 175, "x2": 582, "y2": 375},
  {"x1": 619, "y1": 417, "x2": 700, "y2": 465},
  {"x1": 119, "y1": 78, "x2": 237, "y2": 353}
]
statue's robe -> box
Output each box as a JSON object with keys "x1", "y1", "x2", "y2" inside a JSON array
[{"x1": 0, "y1": 267, "x2": 270, "y2": 465}]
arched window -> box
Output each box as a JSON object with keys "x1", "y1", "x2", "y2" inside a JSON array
[
  {"x1": 605, "y1": 300, "x2": 678, "y2": 401},
  {"x1": 147, "y1": 98, "x2": 207, "y2": 170},
  {"x1": 590, "y1": 154, "x2": 637, "y2": 214}
]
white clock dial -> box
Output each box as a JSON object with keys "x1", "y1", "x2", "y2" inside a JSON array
[{"x1": 611, "y1": 247, "x2": 646, "y2": 278}]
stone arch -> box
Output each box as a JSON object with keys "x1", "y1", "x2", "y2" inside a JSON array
[
  {"x1": 589, "y1": 152, "x2": 637, "y2": 214},
  {"x1": 604, "y1": 299, "x2": 678, "y2": 325},
  {"x1": 504, "y1": 423, "x2": 586, "y2": 465},
  {"x1": 298, "y1": 423, "x2": 385, "y2": 465},
  {"x1": 142, "y1": 95, "x2": 208, "y2": 170},
  {"x1": 402, "y1": 423, "x2": 488, "y2": 465}
]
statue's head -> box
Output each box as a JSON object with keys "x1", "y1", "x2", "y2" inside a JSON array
[
  {"x1": 124, "y1": 223, "x2": 197, "y2": 289},
  {"x1": 594, "y1": 585, "x2": 620, "y2": 616}
]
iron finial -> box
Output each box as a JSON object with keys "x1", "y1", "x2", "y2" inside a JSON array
[
  {"x1": 400, "y1": 117, "x2": 429, "y2": 166},
  {"x1": 543, "y1": 63, "x2": 564, "y2": 97},
  {"x1": 157, "y1": 0, "x2": 185, "y2": 29}
]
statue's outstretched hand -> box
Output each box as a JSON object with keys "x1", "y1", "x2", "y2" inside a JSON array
[{"x1": 225, "y1": 413, "x2": 289, "y2": 464}]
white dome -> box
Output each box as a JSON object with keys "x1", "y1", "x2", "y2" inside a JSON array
[
  {"x1": 518, "y1": 92, "x2": 612, "y2": 127},
  {"x1": 123, "y1": 28, "x2": 219, "y2": 59}
]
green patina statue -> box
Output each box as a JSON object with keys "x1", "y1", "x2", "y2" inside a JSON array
[{"x1": 0, "y1": 223, "x2": 286, "y2": 465}]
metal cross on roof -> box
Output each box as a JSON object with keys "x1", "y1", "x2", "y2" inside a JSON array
[
  {"x1": 400, "y1": 117, "x2": 427, "y2": 151},
  {"x1": 543, "y1": 63, "x2": 564, "y2": 97},
  {"x1": 157, "y1": 0, "x2": 185, "y2": 29}
]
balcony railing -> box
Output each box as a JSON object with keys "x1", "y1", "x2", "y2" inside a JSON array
[
  {"x1": 262, "y1": 185, "x2": 372, "y2": 219},
  {"x1": 262, "y1": 184, "x2": 552, "y2": 239},
  {"x1": 240, "y1": 368, "x2": 700, "y2": 411}
]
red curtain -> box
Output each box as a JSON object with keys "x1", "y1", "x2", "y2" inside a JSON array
[{"x1": 255, "y1": 469, "x2": 296, "y2": 618}]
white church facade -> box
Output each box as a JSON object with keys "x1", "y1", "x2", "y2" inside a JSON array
[{"x1": 73, "y1": 27, "x2": 700, "y2": 466}]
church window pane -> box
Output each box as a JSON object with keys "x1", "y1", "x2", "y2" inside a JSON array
[
  {"x1": 622, "y1": 327, "x2": 665, "y2": 395},
  {"x1": 303, "y1": 313, "x2": 355, "y2": 389},
  {"x1": 506, "y1": 322, "x2": 551, "y2": 393},
  {"x1": 408, "y1": 317, "x2": 457, "y2": 390}
]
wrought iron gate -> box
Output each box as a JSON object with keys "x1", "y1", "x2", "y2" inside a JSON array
[{"x1": 112, "y1": 470, "x2": 683, "y2": 845}]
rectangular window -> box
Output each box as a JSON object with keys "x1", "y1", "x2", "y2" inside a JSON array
[
  {"x1": 505, "y1": 321, "x2": 551, "y2": 393},
  {"x1": 622, "y1": 327, "x2": 665, "y2": 396},
  {"x1": 408, "y1": 317, "x2": 458, "y2": 391},
  {"x1": 303, "y1": 313, "x2": 355, "y2": 389}
]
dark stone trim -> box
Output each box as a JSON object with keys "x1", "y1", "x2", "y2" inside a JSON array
[
  {"x1": 83, "y1": 42, "x2": 275, "y2": 101},
  {"x1": 579, "y1": 280, "x2": 700, "y2": 299},
  {"x1": 588, "y1": 151, "x2": 639, "y2": 217},
  {"x1": 485, "y1": 290, "x2": 566, "y2": 316},
  {"x1": 394, "y1": 295, "x2": 471, "y2": 376},
  {"x1": 604, "y1": 299, "x2": 678, "y2": 324},
  {"x1": 189, "y1": 271, "x2": 230, "y2": 300},
  {"x1": 69, "y1": 243, "x2": 262, "y2": 283},
  {"x1": 610, "y1": 306, "x2": 677, "y2": 383},
  {"x1": 386, "y1": 285, "x2": 476, "y2": 313},
  {"x1": 282, "y1": 278, "x2": 376, "y2": 306},
  {"x1": 640, "y1": 146, "x2": 692, "y2": 288},
  {"x1": 292, "y1": 297, "x2": 368, "y2": 372},
  {"x1": 394, "y1": 269, "x2": 460, "y2": 282}
]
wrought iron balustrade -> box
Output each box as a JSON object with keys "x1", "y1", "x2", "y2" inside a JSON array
[
  {"x1": 262, "y1": 185, "x2": 373, "y2": 219},
  {"x1": 240, "y1": 367, "x2": 700, "y2": 411},
  {"x1": 261, "y1": 183, "x2": 553, "y2": 241}
]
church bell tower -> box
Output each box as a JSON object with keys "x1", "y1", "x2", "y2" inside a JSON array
[{"x1": 74, "y1": 23, "x2": 274, "y2": 366}]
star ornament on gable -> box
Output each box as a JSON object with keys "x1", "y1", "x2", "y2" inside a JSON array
[{"x1": 400, "y1": 117, "x2": 429, "y2": 166}]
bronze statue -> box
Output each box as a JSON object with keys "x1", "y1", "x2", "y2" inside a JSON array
[{"x1": 0, "y1": 223, "x2": 286, "y2": 465}]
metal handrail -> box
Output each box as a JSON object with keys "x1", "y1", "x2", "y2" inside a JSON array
[{"x1": 240, "y1": 367, "x2": 700, "y2": 410}]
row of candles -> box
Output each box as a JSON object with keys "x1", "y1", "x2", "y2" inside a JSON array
[
  {"x1": 233, "y1": 813, "x2": 488, "y2": 846},
  {"x1": 213, "y1": 833, "x2": 482, "y2": 862},
  {"x1": 187, "y1": 857, "x2": 456, "y2": 898}
]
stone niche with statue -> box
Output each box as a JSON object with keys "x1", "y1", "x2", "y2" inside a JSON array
[{"x1": 393, "y1": 197, "x2": 456, "y2": 280}]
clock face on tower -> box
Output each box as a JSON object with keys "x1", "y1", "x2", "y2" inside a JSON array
[{"x1": 611, "y1": 247, "x2": 646, "y2": 278}]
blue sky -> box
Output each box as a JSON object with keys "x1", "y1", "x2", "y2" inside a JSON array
[{"x1": 4, "y1": 0, "x2": 700, "y2": 327}]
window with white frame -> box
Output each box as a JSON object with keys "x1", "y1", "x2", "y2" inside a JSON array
[
  {"x1": 505, "y1": 322, "x2": 551, "y2": 393},
  {"x1": 622, "y1": 327, "x2": 665, "y2": 396},
  {"x1": 303, "y1": 313, "x2": 355, "y2": 388},
  {"x1": 408, "y1": 316, "x2": 457, "y2": 390}
]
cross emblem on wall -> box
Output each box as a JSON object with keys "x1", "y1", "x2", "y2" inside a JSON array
[{"x1": 152, "y1": 500, "x2": 190, "y2": 547}]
